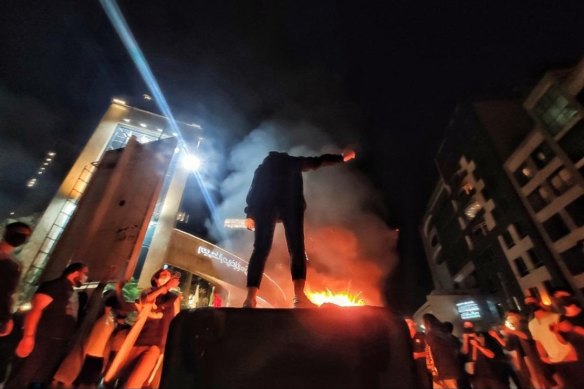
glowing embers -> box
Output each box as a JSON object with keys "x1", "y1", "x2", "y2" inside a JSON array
[{"x1": 306, "y1": 289, "x2": 365, "y2": 307}]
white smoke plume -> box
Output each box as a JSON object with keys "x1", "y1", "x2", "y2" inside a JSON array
[{"x1": 209, "y1": 120, "x2": 399, "y2": 306}]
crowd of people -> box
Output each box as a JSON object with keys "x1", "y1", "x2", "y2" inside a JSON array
[
  {"x1": 0, "y1": 222, "x2": 183, "y2": 388},
  {"x1": 2, "y1": 167, "x2": 584, "y2": 389},
  {"x1": 406, "y1": 293, "x2": 584, "y2": 389}
]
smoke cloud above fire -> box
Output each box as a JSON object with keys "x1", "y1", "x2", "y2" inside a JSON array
[{"x1": 208, "y1": 120, "x2": 399, "y2": 307}]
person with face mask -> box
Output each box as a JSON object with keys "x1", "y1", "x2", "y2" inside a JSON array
[
  {"x1": 0, "y1": 222, "x2": 32, "y2": 337},
  {"x1": 5, "y1": 261, "x2": 88, "y2": 389}
]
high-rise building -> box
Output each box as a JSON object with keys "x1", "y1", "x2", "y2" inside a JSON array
[
  {"x1": 416, "y1": 59, "x2": 584, "y2": 330},
  {"x1": 504, "y1": 59, "x2": 584, "y2": 301}
]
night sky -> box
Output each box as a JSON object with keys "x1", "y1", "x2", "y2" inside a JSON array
[{"x1": 1, "y1": 1, "x2": 584, "y2": 312}]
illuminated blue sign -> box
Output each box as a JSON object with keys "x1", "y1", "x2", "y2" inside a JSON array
[{"x1": 456, "y1": 300, "x2": 481, "y2": 320}]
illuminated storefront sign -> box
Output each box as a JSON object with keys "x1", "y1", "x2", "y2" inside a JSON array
[
  {"x1": 456, "y1": 300, "x2": 481, "y2": 320},
  {"x1": 197, "y1": 246, "x2": 248, "y2": 275}
]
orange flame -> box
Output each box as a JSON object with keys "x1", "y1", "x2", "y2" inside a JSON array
[{"x1": 306, "y1": 289, "x2": 366, "y2": 307}]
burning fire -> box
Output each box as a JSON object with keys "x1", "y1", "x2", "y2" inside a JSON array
[{"x1": 306, "y1": 289, "x2": 365, "y2": 307}]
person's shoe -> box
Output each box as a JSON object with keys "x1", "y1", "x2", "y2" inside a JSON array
[
  {"x1": 293, "y1": 295, "x2": 317, "y2": 308},
  {"x1": 242, "y1": 298, "x2": 257, "y2": 308}
]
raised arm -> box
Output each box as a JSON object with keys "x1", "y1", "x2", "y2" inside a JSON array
[{"x1": 299, "y1": 150, "x2": 355, "y2": 171}]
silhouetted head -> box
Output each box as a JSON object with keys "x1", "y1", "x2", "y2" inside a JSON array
[
  {"x1": 2, "y1": 221, "x2": 32, "y2": 248},
  {"x1": 62, "y1": 262, "x2": 89, "y2": 287}
]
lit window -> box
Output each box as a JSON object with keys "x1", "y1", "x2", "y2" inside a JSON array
[
  {"x1": 462, "y1": 182, "x2": 474, "y2": 195},
  {"x1": 549, "y1": 168, "x2": 574, "y2": 196},
  {"x1": 532, "y1": 86, "x2": 579, "y2": 135},
  {"x1": 530, "y1": 143, "x2": 555, "y2": 168},
  {"x1": 456, "y1": 300, "x2": 481, "y2": 320},
  {"x1": 464, "y1": 201, "x2": 482, "y2": 219},
  {"x1": 514, "y1": 163, "x2": 534, "y2": 186}
]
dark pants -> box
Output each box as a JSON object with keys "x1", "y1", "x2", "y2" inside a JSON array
[
  {"x1": 554, "y1": 361, "x2": 584, "y2": 389},
  {"x1": 4, "y1": 336, "x2": 69, "y2": 389},
  {"x1": 74, "y1": 355, "x2": 104, "y2": 386},
  {"x1": 471, "y1": 376, "x2": 510, "y2": 389},
  {"x1": 247, "y1": 205, "x2": 306, "y2": 288}
]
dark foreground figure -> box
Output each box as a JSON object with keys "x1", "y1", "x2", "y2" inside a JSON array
[
  {"x1": 160, "y1": 306, "x2": 416, "y2": 389},
  {"x1": 243, "y1": 150, "x2": 355, "y2": 308}
]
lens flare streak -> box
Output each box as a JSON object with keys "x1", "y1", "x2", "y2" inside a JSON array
[{"x1": 100, "y1": 0, "x2": 219, "y2": 221}]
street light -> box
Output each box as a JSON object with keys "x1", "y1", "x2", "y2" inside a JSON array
[{"x1": 183, "y1": 154, "x2": 202, "y2": 171}]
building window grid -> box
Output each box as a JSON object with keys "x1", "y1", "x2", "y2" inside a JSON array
[
  {"x1": 501, "y1": 229, "x2": 515, "y2": 248},
  {"x1": 530, "y1": 143, "x2": 555, "y2": 169},
  {"x1": 514, "y1": 257, "x2": 530, "y2": 277},
  {"x1": 542, "y1": 213, "x2": 571, "y2": 242},
  {"x1": 561, "y1": 244, "x2": 584, "y2": 276},
  {"x1": 106, "y1": 125, "x2": 161, "y2": 151},
  {"x1": 525, "y1": 171, "x2": 574, "y2": 213},
  {"x1": 548, "y1": 168, "x2": 574, "y2": 196},
  {"x1": 527, "y1": 186, "x2": 552, "y2": 212},
  {"x1": 513, "y1": 143, "x2": 554, "y2": 188},
  {"x1": 565, "y1": 195, "x2": 584, "y2": 227},
  {"x1": 514, "y1": 161, "x2": 536, "y2": 187},
  {"x1": 526, "y1": 249, "x2": 544, "y2": 269}
]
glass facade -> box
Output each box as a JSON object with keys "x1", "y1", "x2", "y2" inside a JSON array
[
  {"x1": 532, "y1": 85, "x2": 579, "y2": 136},
  {"x1": 106, "y1": 125, "x2": 165, "y2": 151}
]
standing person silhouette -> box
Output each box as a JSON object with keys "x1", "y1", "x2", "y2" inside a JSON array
[{"x1": 242, "y1": 149, "x2": 356, "y2": 308}]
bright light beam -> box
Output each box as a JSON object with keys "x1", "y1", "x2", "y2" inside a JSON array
[{"x1": 100, "y1": 0, "x2": 220, "y2": 225}]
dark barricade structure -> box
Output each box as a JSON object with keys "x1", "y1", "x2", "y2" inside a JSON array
[{"x1": 161, "y1": 306, "x2": 416, "y2": 389}]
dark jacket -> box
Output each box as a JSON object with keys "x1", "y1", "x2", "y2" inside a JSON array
[{"x1": 245, "y1": 152, "x2": 343, "y2": 218}]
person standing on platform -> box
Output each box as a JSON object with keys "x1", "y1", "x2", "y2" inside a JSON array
[
  {"x1": 5, "y1": 262, "x2": 89, "y2": 389},
  {"x1": 242, "y1": 149, "x2": 356, "y2": 308}
]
